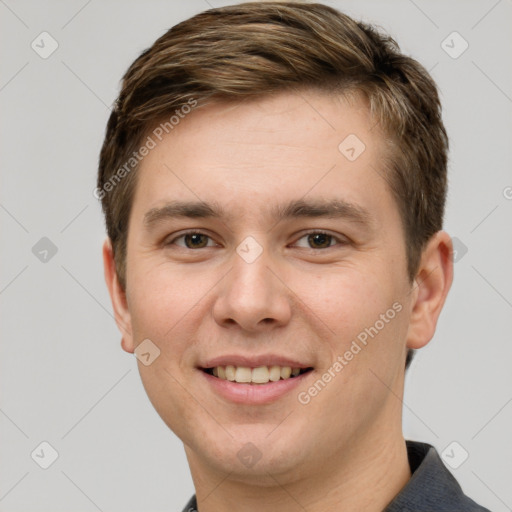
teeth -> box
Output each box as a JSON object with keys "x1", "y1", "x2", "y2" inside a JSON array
[
  {"x1": 269, "y1": 365, "x2": 281, "y2": 382},
  {"x1": 225, "y1": 365, "x2": 236, "y2": 381},
  {"x1": 252, "y1": 366, "x2": 270, "y2": 383},
  {"x1": 235, "y1": 366, "x2": 252, "y2": 383},
  {"x1": 209, "y1": 365, "x2": 307, "y2": 384},
  {"x1": 281, "y1": 366, "x2": 292, "y2": 379}
]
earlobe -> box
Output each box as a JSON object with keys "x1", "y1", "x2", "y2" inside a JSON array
[
  {"x1": 102, "y1": 238, "x2": 134, "y2": 353},
  {"x1": 406, "y1": 231, "x2": 454, "y2": 350}
]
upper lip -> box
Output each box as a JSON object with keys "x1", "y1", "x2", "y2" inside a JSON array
[{"x1": 200, "y1": 354, "x2": 313, "y2": 369}]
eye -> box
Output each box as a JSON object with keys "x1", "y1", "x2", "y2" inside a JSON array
[
  {"x1": 293, "y1": 231, "x2": 347, "y2": 250},
  {"x1": 166, "y1": 230, "x2": 348, "y2": 250},
  {"x1": 168, "y1": 231, "x2": 217, "y2": 249}
]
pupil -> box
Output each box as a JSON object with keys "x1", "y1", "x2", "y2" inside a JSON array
[
  {"x1": 309, "y1": 233, "x2": 330, "y2": 249},
  {"x1": 186, "y1": 234, "x2": 207, "y2": 248}
]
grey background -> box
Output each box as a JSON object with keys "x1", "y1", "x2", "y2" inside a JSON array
[{"x1": 1, "y1": 0, "x2": 511, "y2": 510}]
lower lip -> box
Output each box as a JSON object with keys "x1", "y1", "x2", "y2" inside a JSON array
[{"x1": 200, "y1": 370, "x2": 312, "y2": 405}]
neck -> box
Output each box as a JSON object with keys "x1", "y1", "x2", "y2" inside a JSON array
[{"x1": 186, "y1": 423, "x2": 411, "y2": 512}]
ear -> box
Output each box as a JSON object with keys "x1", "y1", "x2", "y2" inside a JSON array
[
  {"x1": 406, "y1": 231, "x2": 454, "y2": 350},
  {"x1": 102, "y1": 238, "x2": 134, "y2": 353}
]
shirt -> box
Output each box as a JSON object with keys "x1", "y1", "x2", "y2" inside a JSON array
[{"x1": 181, "y1": 440, "x2": 492, "y2": 511}]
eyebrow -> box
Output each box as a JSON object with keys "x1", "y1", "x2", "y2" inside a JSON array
[{"x1": 143, "y1": 198, "x2": 374, "y2": 230}]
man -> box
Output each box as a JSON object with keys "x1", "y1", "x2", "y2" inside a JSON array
[{"x1": 97, "y1": 2, "x2": 491, "y2": 510}]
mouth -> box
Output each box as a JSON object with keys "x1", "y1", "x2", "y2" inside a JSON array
[
  {"x1": 201, "y1": 365, "x2": 314, "y2": 384},
  {"x1": 198, "y1": 355, "x2": 315, "y2": 404}
]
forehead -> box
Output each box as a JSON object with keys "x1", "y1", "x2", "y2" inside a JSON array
[
  {"x1": 131, "y1": 90, "x2": 396, "y2": 226},
  {"x1": 152, "y1": 91, "x2": 377, "y2": 166}
]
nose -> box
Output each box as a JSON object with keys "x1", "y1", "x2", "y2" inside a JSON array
[{"x1": 212, "y1": 245, "x2": 292, "y2": 333}]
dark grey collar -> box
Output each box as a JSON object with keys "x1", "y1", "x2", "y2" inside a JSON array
[{"x1": 384, "y1": 441, "x2": 491, "y2": 511}]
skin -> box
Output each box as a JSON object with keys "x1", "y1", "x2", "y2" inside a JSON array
[{"x1": 104, "y1": 90, "x2": 453, "y2": 512}]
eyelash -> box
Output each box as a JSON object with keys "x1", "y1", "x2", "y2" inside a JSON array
[{"x1": 166, "y1": 230, "x2": 349, "y2": 250}]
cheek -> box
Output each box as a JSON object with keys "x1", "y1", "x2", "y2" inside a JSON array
[
  {"x1": 125, "y1": 259, "x2": 223, "y2": 380},
  {"x1": 299, "y1": 263, "x2": 408, "y2": 388},
  {"x1": 126, "y1": 263, "x2": 202, "y2": 437},
  {"x1": 127, "y1": 260, "x2": 191, "y2": 335},
  {"x1": 299, "y1": 267, "x2": 391, "y2": 340},
  {"x1": 298, "y1": 272, "x2": 407, "y2": 421}
]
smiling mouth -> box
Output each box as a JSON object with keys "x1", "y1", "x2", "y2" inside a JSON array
[{"x1": 202, "y1": 365, "x2": 314, "y2": 384}]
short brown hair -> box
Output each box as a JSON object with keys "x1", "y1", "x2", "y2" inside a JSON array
[{"x1": 98, "y1": 2, "x2": 448, "y2": 338}]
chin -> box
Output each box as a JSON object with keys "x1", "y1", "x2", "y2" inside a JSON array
[{"x1": 187, "y1": 424, "x2": 311, "y2": 481}]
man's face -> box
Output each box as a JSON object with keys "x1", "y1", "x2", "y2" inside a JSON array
[{"x1": 117, "y1": 91, "x2": 416, "y2": 481}]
